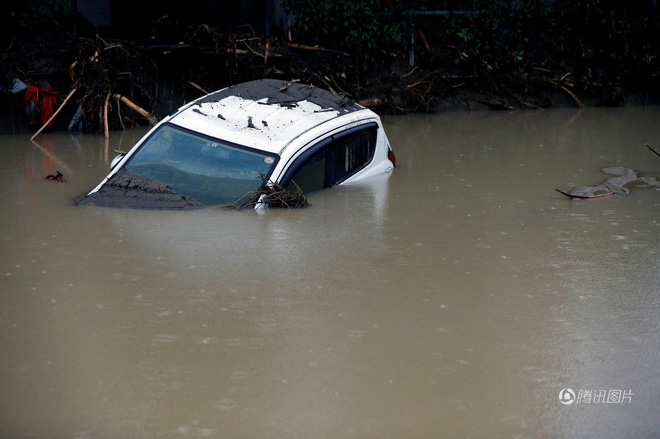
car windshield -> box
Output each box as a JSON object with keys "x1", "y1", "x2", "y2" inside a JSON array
[{"x1": 123, "y1": 124, "x2": 278, "y2": 206}]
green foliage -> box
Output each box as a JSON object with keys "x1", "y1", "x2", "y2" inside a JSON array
[
  {"x1": 545, "y1": 1, "x2": 660, "y2": 95},
  {"x1": 415, "y1": 0, "x2": 660, "y2": 97},
  {"x1": 281, "y1": 1, "x2": 660, "y2": 98},
  {"x1": 15, "y1": 0, "x2": 75, "y2": 32},
  {"x1": 280, "y1": 0, "x2": 407, "y2": 78}
]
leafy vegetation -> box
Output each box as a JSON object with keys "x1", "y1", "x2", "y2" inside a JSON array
[
  {"x1": 281, "y1": 0, "x2": 660, "y2": 105},
  {"x1": 280, "y1": 0, "x2": 407, "y2": 78},
  {"x1": 13, "y1": 0, "x2": 75, "y2": 31},
  {"x1": 4, "y1": 0, "x2": 660, "y2": 131}
]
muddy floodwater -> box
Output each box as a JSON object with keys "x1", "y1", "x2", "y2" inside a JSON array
[{"x1": 1, "y1": 107, "x2": 659, "y2": 438}]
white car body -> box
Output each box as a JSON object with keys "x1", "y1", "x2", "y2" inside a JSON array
[{"x1": 79, "y1": 79, "x2": 395, "y2": 209}]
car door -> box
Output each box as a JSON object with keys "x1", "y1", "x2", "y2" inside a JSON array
[{"x1": 279, "y1": 123, "x2": 379, "y2": 194}]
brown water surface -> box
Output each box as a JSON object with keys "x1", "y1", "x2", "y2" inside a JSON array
[{"x1": 1, "y1": 107, "x2": 659, "y2": 438}]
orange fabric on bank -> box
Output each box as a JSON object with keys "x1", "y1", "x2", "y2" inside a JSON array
[{"x1": 24, "y1": 84, "x2": 58, "y2": 127}]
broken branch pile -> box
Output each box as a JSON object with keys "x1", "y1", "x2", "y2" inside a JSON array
[
  {"x1": 234, "y1": 182, "x2": 309, "y2": 210},
  {"x1": 25, "y1": 36, "x2": 160, "y2": 139}
]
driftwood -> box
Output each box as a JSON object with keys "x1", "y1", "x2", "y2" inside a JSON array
[
  {"x1": 531, "y1": 68, "x2": 584, "y2": 109},
  {"x1": 555, "y1": 166, "x2": 660, "y2": 199},
  {"x1": 30, "y1": 86, "x2": 77, "y2": 140},
  {"x1": 259, "y1": 183, "x2": 309, "y2": 208},
  {"x1": 233, "y1": 182, "x2": 309, "y2": 210},
  {"x1": 418, "y1": 29, "x2": 431, "y2": 52},
  {"x1": 278, "y1": 79, "x2": 300, "y2": 91},
  {"x1": 358, "y1": 97, "x2": 385, "y2": 107},
  {"x1": 287, "y1": 43, "x2": 349, "y2": 56},
  {"x1": 31, "y1": 37, "x2": 159, "y2": 137},
  {"x1": 134, "y1": 44, "x2": 194, "y2": 51},
  {"x1": 187, "y1": 81, "x2": 209, "y2": 95},
  {"x1": 555, "y1": 188, "x2": 614, "y2": 199},
  {"x1": 113, "y1": 94, "x2": 158, "y2": 126},
  {"x1": 647, "y1": 144, "x2": 660, "y2": 158},
  {"x1": 264, "y1": 38, "x2": 270, "y2": 64},
  {"x1": 103, "y1": 92, "x2": 110, "y2": 139}
]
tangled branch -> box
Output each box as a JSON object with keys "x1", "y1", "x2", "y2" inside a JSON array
[{"x1": 233, "y1": 181, "x2": 309, "y2": 210}]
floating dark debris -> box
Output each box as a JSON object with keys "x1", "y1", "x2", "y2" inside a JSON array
[
  {"x1": 555, "y1": 166, "x2": 660, "y2": 199},
  {"x1": 555, "y1": 188, "x2": 613, "y2": 199},
  {"x1": 234, "y1": 182, "x2": 309, "y2": 210},
  {"x1": 45, "y1": 171, "x2": 66, "y2": 183},
  {"x1": 647, "y1": 144, "x2": 660, "y2": 158}
]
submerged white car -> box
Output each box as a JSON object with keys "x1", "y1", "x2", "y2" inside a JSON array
[{"x1": 77, "y1": 79, "x2": 395, "y2": 209}]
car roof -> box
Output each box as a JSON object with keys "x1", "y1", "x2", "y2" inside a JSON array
[{"x1": 167, "y1": 79, "x2": 367, "y2": 154}]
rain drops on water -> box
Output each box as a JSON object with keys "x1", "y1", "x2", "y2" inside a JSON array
[{"x1": 215, "y1": 399, "x2": 237, "y2": 411}]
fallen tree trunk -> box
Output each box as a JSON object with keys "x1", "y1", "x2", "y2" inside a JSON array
[
  {"x1": 103, "y1": 92, "x2": 110, "y2": 139},
  {"x1": 287, "y1": 43, "x2": 349, "y2": 56},
  {"x1": 113, "y1": 94, "x2": 158, "y2": 126}
]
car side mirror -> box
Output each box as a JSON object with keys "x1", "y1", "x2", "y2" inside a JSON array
[{"x1": 110, "y1": 153, "x2": 126, "y2": 170}]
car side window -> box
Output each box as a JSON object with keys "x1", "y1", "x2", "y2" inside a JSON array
[
  {"x1": 285, "y1": 124, "x2": 378, "y2": 193},
  {"x1": 288, "y1": 148, "x2": 326, "y2": 193}
]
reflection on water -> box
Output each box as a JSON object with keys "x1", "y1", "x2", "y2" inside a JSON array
[{"x1": 1, "y1": 107, "x2": 659, "y2": 438}]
